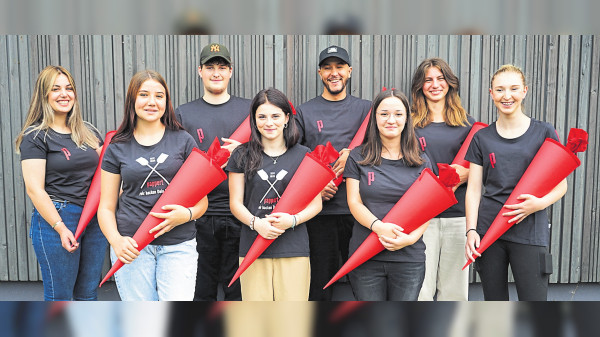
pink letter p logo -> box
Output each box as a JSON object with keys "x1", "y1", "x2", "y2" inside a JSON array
[
  {"x1": 317, "y1": 120, "x2": 324, "y2": 132},
  {"x1": 368, "y1": 172, "x2": 375, "y2": 186},
  {"x1": 197, "y1": 128, "x2": 204, "y2": 143}
]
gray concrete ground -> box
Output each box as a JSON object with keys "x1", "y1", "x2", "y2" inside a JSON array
[{"x1": 1, "y1": 280, "x2": 599, "y2": 301}]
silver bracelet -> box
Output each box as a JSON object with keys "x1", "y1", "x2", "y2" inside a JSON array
[
  {"x1": 291, "y1": 215, "x2": 297, "y2": 230},
  {"x1": 250, "y1": 216, "x2": 256, "y2": 231}
]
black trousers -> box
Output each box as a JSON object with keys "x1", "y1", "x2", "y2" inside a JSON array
[
  {"x1": 476, "y1": 239, "x2": 551, "y2": 301},
  {"x1": 193, "y1": 215, "x2": 242, "y2": 301},
  {"x1": 306, "y1": 214, "x2": 354, "y2": 301}
]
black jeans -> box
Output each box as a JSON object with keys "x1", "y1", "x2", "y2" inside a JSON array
[
  {"x1": 476, "y1": 239, "x2": 551, "y2": 301},
  {"x1": 194, "y1": 215, "x2": 242, "y2": 301},
  {"x1": 306, "y1": 214, "x2": 354, "y2": 300},
  {"x1": 349, "y1": 259, "x2": 425, "y2": 301}
]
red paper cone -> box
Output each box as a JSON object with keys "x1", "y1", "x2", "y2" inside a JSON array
[
  {"x1": 228, "y1": 115, "x2": 251, "y2": 144},
  {"x1": 451, "y1": 122, "x2": 488, "y2": 168},
  {"x1": 324, "y1": 168, "x2": 458, "y2": 289},
  {"x1": 228, "y1": 148, "x2": 338, "y2": 287},
  {"x1": 333, "y1": 110, "x2": 372, "y2": 186},
  {"x1": 463, "y1": 136, "x2": 585, "y2": 270},
  {"x1": 99, "y1": 144, "x2": 228, "y2": 287},
  {"x1": 74, "y1": 130, "x2": 117, "y2": 241}
]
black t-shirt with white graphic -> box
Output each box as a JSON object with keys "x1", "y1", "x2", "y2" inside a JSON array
[
  {"x1": 295, "y1": 95, "x2": 371, "y2": 215},
  {"x1": 226, "y1": 143, "x2": 311, "y2": 258},
  {"x1": 102, "y1": 129, "x2": 197, "y2": 246},
  {"x1": 415, "y1": 115, "x2": 476, "y2": 217},
  {"x1": 465, "y1": 119, "x2": 559, "y2": 247},
  {"x1": 175, "y1": 96, "x2": 251, "y2": 216},
  {"x1": 344, "y1": 147, "x2": 432, "y2": 263},
  {"x1": 19, "y1": 126, "x2": 103, "y2": 207}
]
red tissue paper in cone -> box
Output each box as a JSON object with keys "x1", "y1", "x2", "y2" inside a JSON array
[
  {"x1": 324, "y1": 167, "x2": 459, "y2": 289},
  {"x1": 333, "y1": 110, "x2": 372, "y2": 186},
  {"x1": 228, "y1": 142, "x2": 339, "y2": 287},
  {"x1": 228, "y1": 116, "x2": 251, "y2": 144},
  {"x1": 451, "y1": 122, "x2": 488, "y2": 168},
  {"x1": 74, "y1": 130, "x2": 117, "y2": 241},
  {"x1": 99, "y1": 138, "x2": 229, "y2": 287},
  {"x1": 463, "y1": 128, "x2": 588, "y2": 270}
]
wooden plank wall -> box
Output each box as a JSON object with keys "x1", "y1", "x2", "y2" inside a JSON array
[{"x1": 0, "y1": 35, "x2": 598, "y2": 284}]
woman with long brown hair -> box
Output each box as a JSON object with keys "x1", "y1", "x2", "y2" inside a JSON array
[
  {"x1": 411, "y1": 58, "x2": 474, "y2": 301},
  {"x1": 16, "y1": 65, "x2": 108, "y2": 300},
  {"x1": 345, "y1": 89, "x2": 432, "y2": 300},
  {"x1": 98, "y1": 70, "x2": 208, "y2": 300}
]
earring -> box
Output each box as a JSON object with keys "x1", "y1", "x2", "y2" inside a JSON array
[{"x1": 284, "y1": 123, "x2": 288, "y2": 129}]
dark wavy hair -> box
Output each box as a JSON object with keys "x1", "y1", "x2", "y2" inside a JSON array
[
  {"x1": 112, "y1": 70, "x2": 184, "y2": 143},
  {"x1": 359, "y1": 89, "x2": 424, "y2": 167},
  {"x1": 233, "y1": 87, "x2": 299, "y2": 179}
]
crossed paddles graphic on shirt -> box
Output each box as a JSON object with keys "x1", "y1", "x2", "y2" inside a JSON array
[
  {"x1": 136, "y1": 153, "x2": 170, "y2": 189},
  {"x1": 257, "y1": 169, "x2": 288, "y2": 203}
]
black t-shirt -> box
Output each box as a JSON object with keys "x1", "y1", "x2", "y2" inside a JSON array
[
  {"x1": 102, "y1": 129, "x2": 197, "y2": 246},
  {"x1": 465, "y1": 119, "x2": 559, "y2": 247},
  {"x1": 226, "y1": 143, "x2": 311, "y2": 258},
  {"x1": 175, "y1": 96, "x2": 251, "y2": 216},
  {"x1": 19, "y1": 126, "x2": 103, "y2": 207},
  {"x1": 295, "y1": 95, "x2": 371, "y2": 215},
  {"x1": 414, "y1": 115, "x2": 476, "y2": 217},
  {"x1": 344, "y1": 147, "x2": 432, "y2": 263}
]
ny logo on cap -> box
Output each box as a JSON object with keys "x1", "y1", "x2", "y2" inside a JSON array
[
  {"x1": 211, "y1": 44, "x2": 220, "y2": 52},
  {"x1": 327, "y1": 47, "x2": 337, "y2": 53}
]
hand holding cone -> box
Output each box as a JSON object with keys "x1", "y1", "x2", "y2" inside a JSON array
[
  {"x1": 228, "y1": 142, "x2": 339, "y2": 286},
  {"x1": 463, "y1": 128, "x2": 588, "y2": 269},
  {"x1": 74, "y1": 130, "x2": 117, "y2": 241},
  {"x1": 324, "y1": 166, "x2": 459, "y2": 289},
  {"x1": 99, "y1": 138, "x2": 229, "y2": 287}
]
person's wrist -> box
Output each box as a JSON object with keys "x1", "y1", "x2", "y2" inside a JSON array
[{"x1": 466, "y1": 228, "x2": 477, "y2": 237}]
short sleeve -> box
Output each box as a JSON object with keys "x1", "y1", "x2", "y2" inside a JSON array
[
  {"x1": 294, "y1": 106, "x2": 306, "y2": 144},
  {"x1": 343, "y1": 149, "x2": 362, "y2": 180},
  {"x1": 225, "y1": 146, "x2": 245, "y2": 173},
  {"x1": 183, "y1": 133, "x2": 197, "y2": 158},
  {"x1": 544, "y1": 122, "x2": 560, "y2": 142},
  {"x1": 422, "y1": 153, "x2": 433, "y2": 171},
  {"x1": 85, "y1": 122, "x2": 104, "y2": 147},
  {"x1": 465, "y1": 132, "x2": 484, "y2": 166},
  {"x1": 101, "y1": 142, "x2": 121, "y2": 174},
  {"x1": 19, "y1": 129, "x2": 48, "y2": 160}
]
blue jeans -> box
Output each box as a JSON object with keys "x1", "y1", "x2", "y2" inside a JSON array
[
  {"x1": 110, "y1": 238, "x2": 198, "y2": 301},
  {"x1": 349, "y1": 260, "x2": 425, "y2": 301},
  {"x1": 30, "y1": 200, "x2": 108, "y2": 301}
]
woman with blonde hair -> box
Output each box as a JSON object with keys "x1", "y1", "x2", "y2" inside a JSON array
[
  {"x1": 16, "y1": 65, "x2": 108, "y2": 301},
  {"x1": 411, "y1": 58, "x2": 474, "y2": 301},
  {"x1": 465, "y1": 64, "x2": 567, "y2": 300}
]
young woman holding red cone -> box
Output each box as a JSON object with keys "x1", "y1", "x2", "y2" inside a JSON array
[
  {"x1": 465, "y1": 64, "x2": 567, "y2": 300},
  {"x1": 411, "y1": 58, "x2": 474, "y2": 301},
  {"x1": 345, "y1": 89, "x2": 432, "y2": 301},
  {"x1": 98, "y1": 70, "x2": 208, "y2": 301},
  {"x1": 227, "y1": 88, "x2": 322, "y2": 301},
  {"x1": 16, "y1": 65, "x2": 108, "y2": 301}
]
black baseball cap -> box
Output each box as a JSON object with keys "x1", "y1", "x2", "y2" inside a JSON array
[
  {"x1": 318, "y1": 45, "x2": 350, "y2": 66},
  {"x1": 200, "y1": 43, "x2": 232, "y2": 65}
]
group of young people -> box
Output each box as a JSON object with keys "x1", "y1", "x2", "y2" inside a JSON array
[{"x1": 16, "y1": 43, "x2": 567, "y2": 301}]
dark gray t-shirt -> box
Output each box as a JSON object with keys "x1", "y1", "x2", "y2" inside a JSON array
[
  {"x1": 102, "y1": 129, "x2": 197, "y2": 246},
  {"x1": 226, "y1": 143, "x2": 311, "y2": 258},
  {"x1": 19, "y1": 126, "x2": 103, "y2": 207},
  {"x1": 344, "y1": 147, "x2": 432, "y2": 263},
  {"x1": 465, "y1": 119, "x2": 559, "y2": 247},
  {"x1": 414, "y1": 115, "x2": 476, "y2": 217},
  {"x1": 295, "y1": 95, "x2": 371, "y2": 215},
  {"x1": 175, "y1": 96, "x2": 251, "y2": 216}
]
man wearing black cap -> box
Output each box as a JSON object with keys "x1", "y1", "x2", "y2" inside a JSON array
[
  {"x1": 175, "y1": 43, "x2": 250, "y2": 301},
  {"x1": 295, "y1": 45, "x2": 371, "y2": 300}
]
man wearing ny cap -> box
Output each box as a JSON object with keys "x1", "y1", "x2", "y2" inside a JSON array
[
  {"x1": 175, "y1": 43, "x2": 250, "y2": 301},
  {"x1": 295, "y1": 45, "x2": 371, "y2": 300}
]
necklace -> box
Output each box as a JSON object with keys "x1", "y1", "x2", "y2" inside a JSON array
[{"x1": 267, "y1": 153, "x2": 282, "y2": 164}]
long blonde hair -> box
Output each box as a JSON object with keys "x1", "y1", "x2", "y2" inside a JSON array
[
  {"x1": 15, "y1": 65, "x2": 99, "y2": 153},
  {"x1": 411, "y1": 58, "x2": 469, "y2": 128}
]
